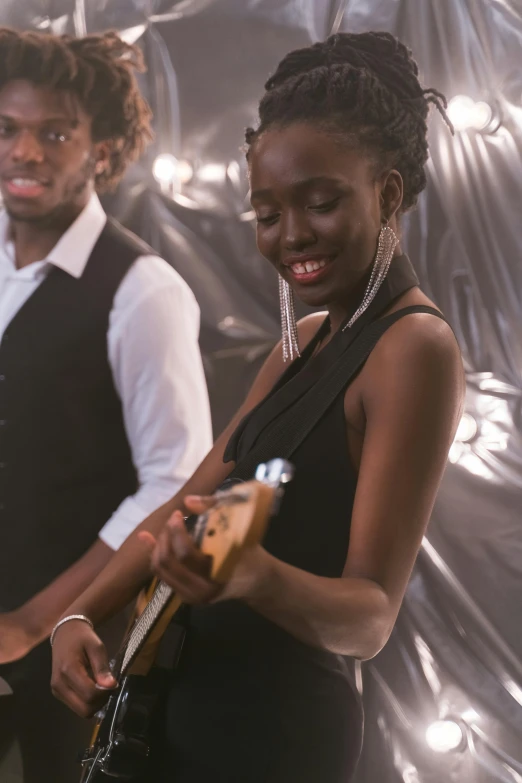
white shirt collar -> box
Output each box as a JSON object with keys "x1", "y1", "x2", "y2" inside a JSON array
[{"x1": 0, "y1": 192, "x2": 107, "y2": 279}]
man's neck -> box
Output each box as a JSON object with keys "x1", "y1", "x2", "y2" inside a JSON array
[{"x1": 9, "y1": 199, "x2": 89, "y2": 270}]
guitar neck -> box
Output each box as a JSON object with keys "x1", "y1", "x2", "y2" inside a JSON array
[
  {"x1": 113, "y1": 464, "x2": 292, "y2": 679},
  {"x1": 118, "y1": 580, "x2": 177, "y2": 676},
  {"x1": 116, "y1": 512, "x2": 209, "y2": 677}
]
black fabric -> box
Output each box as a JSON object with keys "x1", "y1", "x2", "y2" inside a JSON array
[
  {"x1": 0, "y1": 640, "x2": 91, "y2": 783},
  {"x1": 0, "y1": 217, "x2": 154, "y2": 783},
  {"x1": 0, "y1": 218, "x2": 150, "y2": 611},
  {"x1": 228, "y1": 305, "x2": 445, "y2": 485},
  {"x1": 224, "y1": 253, "x2": 421, "y2": 473},
  {"x1": 0, "y1": 610, "x2": 131, "y2": 783},
  {"x1": 157, "y1": 256, "x2": 442, "y2": 783}
]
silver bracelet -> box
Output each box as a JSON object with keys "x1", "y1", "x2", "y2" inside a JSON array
[{"x1": 50, "y1": 614, "x2": 94, "y2": 647}]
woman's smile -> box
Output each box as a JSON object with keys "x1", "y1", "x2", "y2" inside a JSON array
[{"x1": 284, "y1": 253, "x2": 337, "y2": 285}]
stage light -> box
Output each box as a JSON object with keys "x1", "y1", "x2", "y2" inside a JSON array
[
  {"x1": 239, "y1": 209, "x2": 256, "y2": 222},
  {"x1": 455, "y1": 413, "x2": 478, "y2": 443},
  {"x1": 449, "y1": 413, "x2": 478, "y2": 465},
  {"x1": 177, "y1": 160, "x2": 194, "y2": 184},
  {"x1": 461, "y1": 708, "x2": 480, "y2": 723},
  {"x1": 471, "y1": 101, "x2": 493, "y2": 131},
  {"x1": 447, "y1": 95, "x2": 495, "y2": 132},
  {"x1": 153, "y1": 155, "x2": 193, "y2": 195},
  {"x1": 426, "y1": 720, "x2": 466, "y2": 753},
  {"x1": 198, "y1": 163, "x2": 226, "y2": 183},
  {"x1": 153, "y1": 153, "x2": 178, "y2": 185},
  {"x1": 227, "y1": 160, "x2": 241, "y2": 186}
]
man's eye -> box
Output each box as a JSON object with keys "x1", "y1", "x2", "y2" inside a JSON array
[
  {"x1": 0, "y1": 124, "x2": 15, "y2": 138},
  {"x1": 47, "y1": 131, "x2": 69, "y2": 142}
]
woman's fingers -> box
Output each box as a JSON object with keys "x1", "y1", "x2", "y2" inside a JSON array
[
  {"x1": 51, "y1": 627, "x2": 115, "y2": 718},
  {"x1": 146, "y1": 514, "x2": 216, "y2": 602},
  {"x1": 139, "y1": 507, "x2": 218, "y2": 602},
  {"x1": 154, "y1": 559, "x2": 217, "y2": 602}
]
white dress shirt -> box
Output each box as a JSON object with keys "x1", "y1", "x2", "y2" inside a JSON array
[{"x1": 0, "y1": 193, "x2": 212, "y2": 550}]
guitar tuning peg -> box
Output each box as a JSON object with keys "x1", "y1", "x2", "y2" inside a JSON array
[{"x1": 255, "y1": 459, "x2": 294, "y2": 487}]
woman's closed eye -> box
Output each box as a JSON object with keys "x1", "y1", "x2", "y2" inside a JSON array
[
  {"x1": 256, "y1": 212, "x2": 280, "y2": 225},
  {"x1": 308, "y1": 197, "x2": 341, "y2": 214}
]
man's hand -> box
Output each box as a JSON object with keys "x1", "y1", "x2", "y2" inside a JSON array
[{"x1": 0, "y1": 607, "x2": 44, "y2": 664}]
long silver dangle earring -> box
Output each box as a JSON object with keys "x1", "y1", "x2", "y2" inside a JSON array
[
  {"x1": 342, "y1": 222, "x2": 399, "y2": 331},
  {"x1": 279, "y1": 275, "x2": 300, "y2": 363}
]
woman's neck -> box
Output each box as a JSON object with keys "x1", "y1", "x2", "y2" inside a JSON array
[{"x1": 326, "y1": 247, "x2": 403, "y2": 334}]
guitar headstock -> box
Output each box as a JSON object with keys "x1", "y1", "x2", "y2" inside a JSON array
[{"x1": 198, "y1": 459, "x2": 293, "y2": 583}]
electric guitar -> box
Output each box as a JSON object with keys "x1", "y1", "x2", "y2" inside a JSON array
[{"x1": 79, "y1": 459, "x2": 293, "y2": 782}]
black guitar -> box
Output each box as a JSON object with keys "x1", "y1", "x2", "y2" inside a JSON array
[{"x1": 78, "y1": 459, "x2": 293, "y2": 782}]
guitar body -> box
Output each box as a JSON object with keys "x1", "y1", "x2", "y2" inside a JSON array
[
  {"x1": 79, "y1": 669, "x2": 167, "y2": 782},
  {"x1": 77, "y1": 460, "x2": 293, "y2": 783}
]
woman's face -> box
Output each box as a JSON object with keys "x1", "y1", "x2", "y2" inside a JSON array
[{"x1": 249, "y1": 123, "x2": 400, "y2": 308}]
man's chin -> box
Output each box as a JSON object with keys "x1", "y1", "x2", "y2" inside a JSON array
[{"x1": 3, "y1": 200, "x2": 54, "y2": 223}]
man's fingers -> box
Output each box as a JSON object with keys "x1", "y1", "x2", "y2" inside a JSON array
[
  {"x1": 137, "y1": 530, "x2": 157, "y2": 550},
  {"x1": 184, "y1": 495, "x2": 216, "y2": 514}
]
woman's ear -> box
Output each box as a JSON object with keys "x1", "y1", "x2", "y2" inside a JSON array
[{"x1": 380, "y1": 169, "x2": 403, "y2": 223}]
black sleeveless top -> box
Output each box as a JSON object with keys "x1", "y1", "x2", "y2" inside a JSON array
[{"x1": 160, "y1": 256, "x2": 445, "y2": 783}]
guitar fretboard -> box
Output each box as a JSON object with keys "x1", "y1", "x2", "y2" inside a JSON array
[
  {"x1": 120, "y1": 580, "x2": 174, "y2": 674},
  {"x1": 118, "y1": 511, "x2": 208, "y2": 676}
]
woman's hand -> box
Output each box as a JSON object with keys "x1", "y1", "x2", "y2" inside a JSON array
[
  {"x1": 51, "y1": 619, "x2": 117, "y2": 718},
  {"x1": 138, "y1": 495, "x2": 272, "y2": 605}
]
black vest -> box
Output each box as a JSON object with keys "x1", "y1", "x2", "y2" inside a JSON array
[{"x1": 0, "y1": 219, "x2": 153, "y2": 611}]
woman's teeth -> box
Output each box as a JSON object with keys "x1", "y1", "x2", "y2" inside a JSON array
[{"x1": 291, "y1": 259, "x2": 328, "y2": 275}]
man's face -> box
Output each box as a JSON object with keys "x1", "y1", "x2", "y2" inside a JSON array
[{"x1": 0, "y1": 80, "x2": 106, "y2": 222}]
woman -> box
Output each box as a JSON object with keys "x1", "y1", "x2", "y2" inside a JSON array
[{"x1": 51, "y1": 31, "x2": 464, "y2": 782}]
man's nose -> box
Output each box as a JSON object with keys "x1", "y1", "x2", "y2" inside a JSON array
[{"x1": 10, "y1": 130, "x2": 45, "y2": 165}]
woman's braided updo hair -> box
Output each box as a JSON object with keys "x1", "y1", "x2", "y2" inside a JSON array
[{"x1": 246, "y1": 31, "x2": 452, "y2": 212}]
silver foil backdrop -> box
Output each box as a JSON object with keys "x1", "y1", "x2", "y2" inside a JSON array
[{"x1": 2, "y1": 1, "x2": 522, "y2": 781}]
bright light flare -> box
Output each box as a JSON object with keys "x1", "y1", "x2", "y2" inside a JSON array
[
  {"x1": 198, "y1": 163, "x2": 225, "y2": 183},
  {"x1": 447, "y1": 95, "x2": 494, "y2": 132},
  {"x1": 152, "y1": 155, "x2": 193, "y2": 186},
  {"x1": 153, "y1": 153, "x2": 178, "y2": 184},
  {"x1": 426, "y1": 720, "x2": 465, "y2": 753},
  {"x1": 455, "y1": 413, "x2": 478, "y2": 443}
]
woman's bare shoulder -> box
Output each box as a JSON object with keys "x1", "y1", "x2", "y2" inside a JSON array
[{"x1": 297, "y1": 311, "x2": 329, "y2": 347}]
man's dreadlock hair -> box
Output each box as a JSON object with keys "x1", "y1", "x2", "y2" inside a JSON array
[
  {"x1": 0, "y1": 28, "x2": 153, "y2": 191},
  {"x1": 246, "y1": 31, "x2": 452, "y2": 212}
]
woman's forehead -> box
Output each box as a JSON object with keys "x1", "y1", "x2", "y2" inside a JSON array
[{"x1": 249, "y1": 124, "x2": 371, "y2": 193}]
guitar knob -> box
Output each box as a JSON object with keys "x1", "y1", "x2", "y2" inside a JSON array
[{"x1": 255, "y1": 459, "x2": 294, "y2": 487}]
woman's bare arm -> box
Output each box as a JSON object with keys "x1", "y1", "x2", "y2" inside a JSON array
[
  {"x1": 50, "y1": 315, "x2": 327, "y2": 717},
  {"x1": 141, "y1": 314, "x2": 464, "y2": 660},
  {"x1": 54, "y1": 314, "x2": 326, "y2": 628}
]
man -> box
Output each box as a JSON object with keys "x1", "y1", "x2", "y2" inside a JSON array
[{"x1": 0, "y1": 28, "x2": 212, "y2": 781}]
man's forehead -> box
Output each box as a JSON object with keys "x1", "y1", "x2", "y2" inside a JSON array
[{"x1": 0, "y1": 80, "x2": 82, "y2": 123}]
